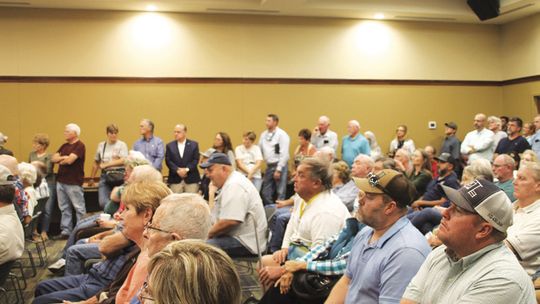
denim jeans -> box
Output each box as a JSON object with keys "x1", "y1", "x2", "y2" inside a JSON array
[
  {"x1": 65, "y1": 241, "x2": 101, "y2": 276},
  {"x1": 98, "y1": 173, "x2": 113, "y2": 209},
  {"x1": 251, "y1": 177, "x2": 263, "y2": 193},
  {"x1": 57, "y1": 182, "x2": 86, "y2": 236},
  {"x1": 261, "y1": 164, "x2": 288, "y2": 205},
  {"x1": 268, "y1": 207, "x2": 292, "y2": 253},
  {"x1": 62, "y1": 214, "x2": 101, "y2": 258},
  {"x1": 40, "y1": 180, "x2": 57, "y2": 233},
  {"x1": 33, "y1": 273, "x2": 107, "y2": 304},
  {"x1": 408, "y1": 208, "x2": 442, "y2": 235},
  {"x1": 207, "y1": 236, "x2": 253, "y2": 257}
]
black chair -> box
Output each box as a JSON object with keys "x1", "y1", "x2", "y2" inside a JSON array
[{"x1": 0, "y1": 260, "x2": 24, "y2": 304}]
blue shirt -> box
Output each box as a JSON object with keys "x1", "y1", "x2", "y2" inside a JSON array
[
  {"x1": 341, "y1": 134, "x2": 370, "y2": 167},
  {"x1": 344, "y1": 216, "x2": 431, "y2": 304},
  {"x1": 332, "y1": 179, "x2": 360, "y2": 212},
  {"x1": 422, "y1": 172, "x2": 460, "y2": 205},
  {"x1": 133, "y1": 135, "x2": 165, "y2": 171},
  {"x1": 531, "y1": 131, "x2": 540, "y2": 160}
]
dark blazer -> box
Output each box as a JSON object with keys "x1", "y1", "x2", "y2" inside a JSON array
[{"x1": 165, "y1": 139, "x2": 201, "y2": 184}]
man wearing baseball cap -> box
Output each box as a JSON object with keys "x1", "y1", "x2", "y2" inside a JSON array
[
  {"x1": 402, "y1": 179, "x2": 535, "y2": 304},
  {"x1": 326, "y1": 169, "x2": 431, "y2": 303},
  {"x1": 0, "y1": 164, "x2": 24, "y2": 265},
  {"x1": 200, "y1": 153, "x2": 267, "y2": 257}
]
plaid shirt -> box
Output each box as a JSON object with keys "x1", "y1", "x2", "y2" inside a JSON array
[{"x1": 296, "y1": 230, "x2": 350, "y2": 276}]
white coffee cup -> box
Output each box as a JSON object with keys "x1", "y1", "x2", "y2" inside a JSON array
[{"x1": 100, "y1": 213, "x2": 111, "y2": 222}]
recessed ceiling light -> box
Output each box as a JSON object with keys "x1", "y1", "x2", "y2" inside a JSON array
[
  {"x1": 146, "y1": 4, "x2": 157, "y2": 12},
  {"x1": 374, "y1": 13, "x2": 385, "y2": 20}
]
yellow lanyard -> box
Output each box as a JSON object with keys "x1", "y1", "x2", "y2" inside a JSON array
[{"x1": 299, "y1": 193, "x2": 320, "y2": 219}]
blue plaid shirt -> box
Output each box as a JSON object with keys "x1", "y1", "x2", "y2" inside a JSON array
[
  {"x1": 296, "y1": 218, "x2": 365, "y2": 276},
  {"x1": 88, "y1": 243, "x2": 136, "y2": 283}
]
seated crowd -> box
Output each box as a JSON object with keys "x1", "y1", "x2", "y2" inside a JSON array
[{"x1": 0, "y1": 112, "x2": 539, "y2": 303}]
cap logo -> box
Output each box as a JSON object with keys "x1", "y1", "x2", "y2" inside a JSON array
[
  {"x1": 487, "y1": 212, "x2": 503, "y2": 227},
  {"x1": 463, "y1": 180, "x2": 483, "y2": 198},
  {"x1": 368, "y1": 171, "x2": 385, "y2": 188}
]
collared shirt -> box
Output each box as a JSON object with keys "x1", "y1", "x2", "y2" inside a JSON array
[
  {"x1": 440, "y1": 135, "x2": 461, "y2": 161},
  {"x1": 422, "y1": 172, "x2": 460, "y2": 204},
  {"x1": 311, "y1": 129, "x2": 339, "y2": 152},
  {"x1": 529, "y1": 130, "x2": 540, "y2": 159},
  {"x1": 344, "y1": 216, "x2": 431, "y2": 304},
  {"x1": 297, "y1": 218, "x2": 365, "y2": 276},
  {"x1": 403, "y1": 243, "x2": 536, "y2": 303},
  {"x1": 89, "y1": 244, "x2": 135, "y2": 283},
  {"x1": 176, "y1": 140, "x2": 186, "y2": 158},
  {"x1": 460, "y1": 128, "x2": 495, "y2": 163},
  {"x1": 0, "y1": 204, "x2": 24, "y2": 265},
  {"x1": 332, "y1": 179, "x2": 360, "y2": 212},
  {"x1": 507, "y1": 199, "x2": 540, "y2": 275},
  {"x1": 341, "y1": 134, "x2": 371, "y2": 167},
  {"x1": 259, "y1": 127, "x2": 290, "y2": 170},
  {"x1": 389, "y1": 138, "x2": 416, "y2": 155},
  {"x1": 495, "y1": 178, "x2": 515, "y2": 202},
  {"x1": 133, "y1": 135, "x2": 164, "y2": 171}
]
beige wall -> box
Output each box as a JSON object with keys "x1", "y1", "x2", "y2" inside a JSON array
[
  {"x1": 0, "y1": 8, "x2": 502, "y2": 80},
  {"x1": 502, "y1": 80, "x2": 540, "y2": 120},
  {"x1": 1, "y1": 82, "x2": 502, "y2": 174},
  {"x1": 501, "y1": 13, "x2": 540, "y2": 80}
]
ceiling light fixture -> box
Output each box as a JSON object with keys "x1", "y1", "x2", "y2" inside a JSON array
[
  {"x1": 374, "y1": 13, "x2": 385, "y2": 20},
  {"x1": 146, "y1": 4, "x2": 157, "y2": 12}
]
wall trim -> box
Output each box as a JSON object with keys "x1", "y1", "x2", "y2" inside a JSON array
[{"x1": 0, "y1": 75, "x2": 538, "y2": 86}]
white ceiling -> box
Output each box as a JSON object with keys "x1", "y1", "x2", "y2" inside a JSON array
[{"x1": 0, "y1": 0, "x2": 539, "y2": 24}]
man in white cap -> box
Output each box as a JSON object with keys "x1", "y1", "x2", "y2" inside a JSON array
[
  {"x1": 0, "y1": 164, "x2": 24, "y2": 265},
  {"x1": 401, "y1": 179, "x2": 535, "y2": 304}
]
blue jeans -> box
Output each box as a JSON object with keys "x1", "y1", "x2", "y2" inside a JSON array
[
  {"x1": 408, "y1": 208, "x2": 442, "y2": 235},
  {"x1": 62, "y1": 214, "x2": 100, "y2": 258},
  {"x1": 261, "y1": 164, "x2": 288, "y2": 205},
  {"x1": 207, "y1": 236, "x2": 253, "y2": 257},
  {"x1": 57, "y1": 183, "x2": 86, "y2": 236},
  {"x1": 65, "y1": 241, "x2": 101, "y2": 276},
  {"x1": 40, "y1": 180, "x2": 57, "y2": 233},
  {"x1": 268, "y1": 207, "x2": 292, "y2": 253},
  {"x1": 98, "y1": 173, "x2": 113, "y2": 209},
  {"x1": 33, "y1": 273, "x2": 107, "y2": 304},
  {"x1": 251, "y1": 177, "x2": 263, "y2": 193}
]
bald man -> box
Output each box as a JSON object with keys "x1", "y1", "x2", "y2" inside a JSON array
[
  {"x1": 311, "y1": 115, "x2": 338, "y2": 152},
  {"x1": 460, "y1": 113, "x2": 495, "y2": 164}
]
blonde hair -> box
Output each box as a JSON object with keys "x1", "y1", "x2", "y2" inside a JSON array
[
  {"x1": 122, "y1": 181, "x2": 171, "y2": 214},
  {"x1": 148, "y1": 240, "x2": 241, "y2": 304}
]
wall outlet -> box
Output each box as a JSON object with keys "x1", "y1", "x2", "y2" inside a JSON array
[{"x1": 428, "y1": 121, "x2": 437, "y2": 129}]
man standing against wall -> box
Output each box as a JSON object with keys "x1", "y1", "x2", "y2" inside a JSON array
[
  {"x1": 341, "y1": 120, "x2": 370, "y2": 168},
  {"x1": 133, "y1": 119, "x2": 164, "y2": 172},
  {"x1": 311, "y1": 115, "x2": 338, "y2": 152},
  {"x1": 460, "y1": 113, "x2": 494, "y2": 164},
  {"x1": 259, "y1": 114, "x2": 290, "y2": 205},
  {"x1": 494, "y1": 117, "x2": 531, "y2": 165},
  {"x1": 52, "y1": 123, "x2": 86, "y2": 239},
  {"x1": 165, "y1": 124, "x2": 200, "y2": 193},
  {"x1": 529, "y1": 115, "x2": 540, "y2": 159}
]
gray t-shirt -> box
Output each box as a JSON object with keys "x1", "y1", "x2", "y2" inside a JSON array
[
  {"x1": 95, "y1": 140, "x2": 128, "y2": 169},
  {"x1": 212, "y1": 171, "x2": 267, "y2": 254}
]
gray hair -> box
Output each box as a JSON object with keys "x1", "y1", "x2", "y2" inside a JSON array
[
  {"x1": 315, "y1": 146, "x2": 335, "y2": 162},
  {"x1": 354, "y1": 154, "x2": 375, "y2": 168},
  {"x1": 17, "y1": 162, "x2": 37, "y2": 185},
  {"x1": 487, "y1": 116, "x2": 501, "y2": 127},
  {"x1": 465, "y1": 159, "x2": 494, "y2": 182},
  {"x1": 129, "y1": 165, "x2": 162, "y2": 183},
  {"x1": 348, "y1": 120, "x2": 360, "y2": 129},
  {"x1": 521, "y1": 161, "x2": 540, "y2": 182},
  {"x1": 66, "y1": 123, "x2": 81, "y2": 136},
  {"x1": 0, "y1": 155, "x2": 19, "y2": 176},
  {"x1": 495, "y1": 154, "x2": 515, "y2": 168},
  {"x1": 158, "y1": 194, "x2": 211, "y2": 240},
  {"x1": 364, "y1": 131, "x2": 379, "y2": 147},
  {"x1": 318, "y1": 116, "x2": 330, "y2": 125},
  {"x1": 124, "y1": 150, "x2": 150, "y2": 169},
  {"x1": 300, "y1": 157, "x2": 333, "y2": 191}
]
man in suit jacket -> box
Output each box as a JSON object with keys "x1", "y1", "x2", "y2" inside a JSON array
[{"x1": 165, "y1": 124, "x2": 201, "y2": 193}]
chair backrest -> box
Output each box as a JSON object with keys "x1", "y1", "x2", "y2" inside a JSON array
[
  {"x1": 24, "y1": 211, "x2": 43, "y2": 239},
  {"x1": 0, "y1": 260, "x2": 15, "y2": 287}
]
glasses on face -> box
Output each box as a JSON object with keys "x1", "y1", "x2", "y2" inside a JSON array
[
  {"x1": 138, "y1": 281, "x2": 155, "y2": 304},
  {"x1": 144, "y1": 222, "x2": 172, "y2": 235}
]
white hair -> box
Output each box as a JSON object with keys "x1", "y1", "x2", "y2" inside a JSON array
[
  {"x1": 348, "y1": 120, "x2": 360, "y2": 129},
  {"x1": 315, "y1": 147, "x2": 335, "y2": 162},
  {"x1": 18, "y1": 162, "x2": 37, "y2": 185},
  {"x1": 318, "y1": 116, "x2": 330, "y2": 125},
  {"x1": 364, "y1": 131, "x2": 378, "y2": 146},
  {"x1": 66, "y1": 123, "x2": 81, "y2": 136},
  {"x1": 158, "y1": 193, "x2": 211, "y2": 240},
  {"x1": 354, "y1": 154, "x2": 375, "y2": 167},
  {"x1": 487, "y1": 116, "x2": 501, "y2": 127},
  {"x1": 129, "y1": 165, "x2": 162, "y2": 183},
  {"x1": 0, "y1": 132, "x2": 7, "y2": 145}
]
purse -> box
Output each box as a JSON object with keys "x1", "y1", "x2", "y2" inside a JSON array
[
  {"x1": 291, "y1": 270, "x2": 340, "y2": 304},
  {"x1": 101, "y1": 142, "x2": 125, "y2": 187}
]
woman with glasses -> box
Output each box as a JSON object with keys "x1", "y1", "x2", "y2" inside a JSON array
[{"x1": 142, "y1": 240, "x2": 241, "y2": 304}]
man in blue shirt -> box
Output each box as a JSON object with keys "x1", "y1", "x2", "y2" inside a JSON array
[
  {"x1": 133, "y1": 119, "x2": 164, "y2": 171},
  {"x1": 341, "y1": 120, "x2": 370, "y2": 167},
  {"x1": 325, "y1": 169, "x2": 431, "y2": 304},
  {"x1": 529, "y1": 115, "x2": 540, "y2": 159}
]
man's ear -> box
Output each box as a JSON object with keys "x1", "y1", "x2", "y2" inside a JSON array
[
  {"x1": 171, "y1": 232, "x2": 182, "y2": 241},
  {"x1": 475, "y1": 222, "x2": 493, "y2": 240}
]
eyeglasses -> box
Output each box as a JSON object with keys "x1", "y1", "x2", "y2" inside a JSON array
[
  {"x1": 144, "y1": 222, "x2": 171, "y2": 234},
  {"x1": 138, "y1": 281, "x2": 155, "y2": 304}
]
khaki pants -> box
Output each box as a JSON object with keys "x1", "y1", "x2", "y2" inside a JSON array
[{"x1": 169, "y1": 181, "x2": 199, "y2": 194}]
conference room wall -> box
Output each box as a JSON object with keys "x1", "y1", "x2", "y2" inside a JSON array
[
  {"x1": 502, "y1": 80, "x2": 540, "y2": 120},
  {"x1": 1, "y1": 82, "x2": 502, "y2": 174},
  {"x1": 0, "y1": 8, "x2": 502, "y2": 80},
  {"x1": 501, "y1": 13, "x2": 540, "y2": 80}
]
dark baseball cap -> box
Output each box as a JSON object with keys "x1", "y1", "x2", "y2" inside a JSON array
[
  {"x1": 354, "y1": 169, "x2": 417, "y2": 208},
  {"x1": 442, "y1": 179, "x2": 512, "y2": 233},
  {"x1": 199, "y1": 152, "x2": 231, "y2": 169},
  {"x1": 445, "y1": 122, "x2": 458, "y2": 130},
  {"x1": 435, "y1": 152, "x2": 455, "y2": 166}
]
